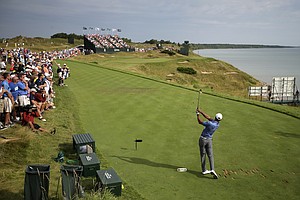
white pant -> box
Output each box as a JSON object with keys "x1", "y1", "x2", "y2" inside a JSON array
[{"x1": 18, "y1": 95, "x2": 30, "y2": 107}]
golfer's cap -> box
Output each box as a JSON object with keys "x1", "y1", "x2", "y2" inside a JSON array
[
  {"x1": 30, "y1": 88, "x2": 37, "y2": 93},
  {"x1": 215, "y1": 113, "x2": 223, "y2": 121}
]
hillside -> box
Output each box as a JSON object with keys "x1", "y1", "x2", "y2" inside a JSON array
[
  {"x1": 70, "y1": 51, "x2": 261, "y2": 98},
  {"x1": 0, "y1": 36, "x2": 83, "y2": 52}
]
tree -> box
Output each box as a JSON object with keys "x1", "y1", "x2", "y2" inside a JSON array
[
  {"x1": 144, "y1": 39, "x2": 158, "y2": 44},
  {"x1": 51, "y1": 33, "x2": 83, "y2": 39},
  {"x1": 51, "y1": 33, "x2": 68, "y2": 39}
]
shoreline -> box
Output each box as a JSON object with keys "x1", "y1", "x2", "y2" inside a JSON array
[
  {"x1": 194, "y1": 48, "x2": 300, "y2": 88},
  {"x1": 190, "y1": 44, "x2": 298, "y2": 50}
]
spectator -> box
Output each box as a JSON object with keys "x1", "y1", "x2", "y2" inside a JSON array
[
  {"x1": 0, "y1": 45, "x2": 77, "y2": 130},
  {"x1": 1, "y1": 72, "x2": 14, "y2": 128},
  {"x1": 8, "y1": 75, "x2": 19, "y2": 121},
  {"x1": 35, "y1": 73, "x2": 46, "y2": 90},
  {"x1": 28, "y1": 75, "x2": 37, "y2": 90},
  {"x1": 0, "y1": 85, "x2": 12, "y2": 129},
  {"x1": 17, "y1": 73, "x2": 30, "y2": 120},
  {"x1": 0, "y1": 59, "x2": 6, "y2": 72},
  {"x1": 57, "y1": 65, "x2": 64, "y2": 86},
  {"x1": 29, "y1": 88, "x2": 46, "y2": 121},
  {"x1": 44, "y1": 75, "x2": 55, "y2": 109},
  {"x1": 22, "y1": 105, "x2": 55, "y2": 134}
]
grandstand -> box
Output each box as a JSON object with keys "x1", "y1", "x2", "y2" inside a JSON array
[{"x1": 84, "y1": 34, "x2": 135, "y2": 53}]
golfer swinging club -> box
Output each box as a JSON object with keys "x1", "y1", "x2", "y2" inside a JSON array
[{"x1": 196, "y1": 108, "x2": 223, "y2": 179}]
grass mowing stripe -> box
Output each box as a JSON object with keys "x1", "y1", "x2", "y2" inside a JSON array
[{"x1": 59, "y1": 60, "x2": 300, "y2": 200}]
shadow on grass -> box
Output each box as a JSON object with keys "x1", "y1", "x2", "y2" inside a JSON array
[
  {"x1": 275, "y1": 131, "x2": 300, "y2": 139},
  {"x1": 0, "y1": 189, "x2": 23, "y2": 200},
  {"x1": 112, "y1": 155, "x2": 211, "y2": 179},
  {"x1": 58, "y1": 142, "x2": 78, "y2": 160}
]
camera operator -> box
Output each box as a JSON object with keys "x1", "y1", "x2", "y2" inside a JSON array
[{"x1": 21, "y1": 105, "x2": 55, "y2": 134}]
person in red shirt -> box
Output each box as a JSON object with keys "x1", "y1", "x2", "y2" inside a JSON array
[
  {"x1": 22, "y1": 106, "x2": 55, "y2": 134},
  {"x1": 34, "y1": 89, "x2": 47, "y2": 112}
]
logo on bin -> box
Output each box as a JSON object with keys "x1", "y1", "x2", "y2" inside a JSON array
[
  {"x1": 105, "y1": 172, "x2": 112, "y2": 179},
  {"x1": 85, "y1": 155, "x2": 92, "y2": 161}
]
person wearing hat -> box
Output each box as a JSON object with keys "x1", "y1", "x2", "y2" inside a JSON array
[{"x1": 196, "y1": 108, "x2": 223, "y2": 179}]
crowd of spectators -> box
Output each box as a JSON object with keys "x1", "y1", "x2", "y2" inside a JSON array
[
  {"x1": 0, "y1": 47, "x2": 79, "y2": 132},
  {"x1": 85, "y1": 34, "x2": 130, "y2": 49}
]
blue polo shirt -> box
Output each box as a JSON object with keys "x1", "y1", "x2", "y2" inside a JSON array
[
  {"x1": 9, "y1": 82, "x2": 19, "y2": 101},
  {"x1": 2, "y1": 80, "x2": 10, "y2": 98},
  {"x1": 17, "y1": 81, "x2": 28, "y2": 96},
  {"x1": 201, "y1": 120, "x2": 220, "y2": 138}
]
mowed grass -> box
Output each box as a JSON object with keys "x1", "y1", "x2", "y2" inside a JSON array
[{"x1": 59, "y1": 60, "x2": 300, "y2": 200}]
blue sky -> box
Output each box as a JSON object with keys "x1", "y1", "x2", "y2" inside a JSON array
[{"x1": 1, "y1": 0, "x2": 300, "y2": 45}]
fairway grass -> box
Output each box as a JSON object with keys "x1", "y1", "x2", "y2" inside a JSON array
[{"x1": 59, "y1": 60, "x2": 300, "y2": 200}]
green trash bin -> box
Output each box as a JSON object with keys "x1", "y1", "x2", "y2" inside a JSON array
[
  {"x1": 79, "y1": 153, "x2": 100, "y2": 177},
  {"x1": 24, "y1": 164, "x2": 50, "y2": 200},
  {"x1": 96, "y1": 168, "x2": 122, "y2": 197},
  {"x1": 60, "y1": 165, "x2": 84, "y2": 200}
]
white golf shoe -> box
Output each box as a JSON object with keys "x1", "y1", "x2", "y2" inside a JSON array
[
  {"x1": 210, "y1": 170, "x2": 219, "y2": 179},
  {"x1": 202, "y1": 170, "x2": 211, "y2": 175}
]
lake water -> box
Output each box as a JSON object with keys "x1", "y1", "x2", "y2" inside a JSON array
[{"x1": 194, "y1": 48, "x2": 300, "y2": 88}]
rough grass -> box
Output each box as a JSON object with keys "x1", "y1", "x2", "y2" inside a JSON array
[{"x1": 0, "y1": 78, "x2": 144, "y2": 199}]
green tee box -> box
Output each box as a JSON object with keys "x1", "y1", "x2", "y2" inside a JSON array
[
  {"x1": 79, "y1": 153, "x2": 100, "y2": 177},
  {"x1": 96, "y1": 168, "x2": 122, "y2": 197},
  {"x1": 72, "y1": 133, "x2": 96, "y2": 154}
]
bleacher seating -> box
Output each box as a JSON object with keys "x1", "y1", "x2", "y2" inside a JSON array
[{"x1": 85, "y1": 34, "x2": 130, "y2": 49}]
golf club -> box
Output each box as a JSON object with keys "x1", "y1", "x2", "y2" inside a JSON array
[{"x1": 197, "y1": 89, "x2": 202, "y2": 109}]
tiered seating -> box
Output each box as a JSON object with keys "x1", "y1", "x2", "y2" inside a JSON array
[{"x1": 85, "y1": 34, "x2": 130, "y2": 49}]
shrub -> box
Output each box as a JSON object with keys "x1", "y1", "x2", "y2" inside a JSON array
[
  {"x1": 160, "y1": 50, "x2": 176, "y2": 56},
  {"x1": 177, "y1": 67, "x2": 197, "y2": 75}
]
